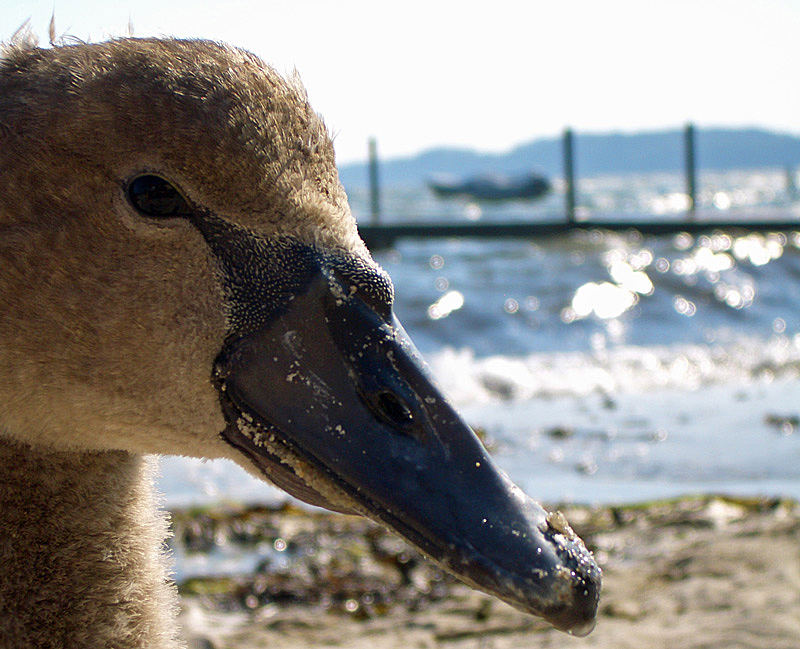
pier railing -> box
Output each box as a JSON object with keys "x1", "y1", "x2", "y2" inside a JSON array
[{"x1": 357, "y1": 124, "x2": 799, "y2": 249}]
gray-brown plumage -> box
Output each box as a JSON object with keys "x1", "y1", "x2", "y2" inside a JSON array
[{"x1": 0, "y1": 36, "x2": 599, "y2": 649}]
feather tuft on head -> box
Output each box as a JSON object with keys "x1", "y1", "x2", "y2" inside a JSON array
[{"x1": 3, "y1": 21, "x2": 39, "y2": 59}]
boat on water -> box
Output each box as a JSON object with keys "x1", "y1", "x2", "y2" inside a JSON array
[{"x1": 428, "y1": 171, "x2": 551, "y2": 201}]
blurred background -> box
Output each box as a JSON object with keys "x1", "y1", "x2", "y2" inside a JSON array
[{"x1": 7, "y1": 1, "x2": 800, "y2": 509}]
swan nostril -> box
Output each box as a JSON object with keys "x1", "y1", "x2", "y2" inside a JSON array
[
  {"x1": 375, "y1": 390, "x2": 414, "y2": 426},
  {"x1": 355, "y1": 379, "x2": 428, "y2": 440}
]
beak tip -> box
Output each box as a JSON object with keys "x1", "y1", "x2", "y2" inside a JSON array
[
  {"x1": 539, "y1": 570, "x2": 601, "y2": 636},
  {"x1": 536, "y1": 512, "x2": 602, "y2": 635},
  {"x1": 565, "y1": 616, "x2": 599, "y2": 638},
  {"x1": 565, "y1": 570, "x2": 601, "y2": 636}
]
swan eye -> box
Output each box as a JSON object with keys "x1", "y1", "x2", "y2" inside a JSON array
[{"x1": 127, "y1": 175, "x2": 192, "y2": 218}]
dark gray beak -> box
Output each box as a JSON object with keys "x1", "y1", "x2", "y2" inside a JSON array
[{"x1": 197, "y1": 214, "x2": 600, "y2": 635}]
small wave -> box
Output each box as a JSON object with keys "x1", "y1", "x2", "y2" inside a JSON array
[{"x1": 428, "y1": 335, "x2": 800, "y2": 404}]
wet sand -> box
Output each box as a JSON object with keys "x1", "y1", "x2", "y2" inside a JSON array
[{"x1": 176, "y1": 496, "x2": 800, "y2": 649}]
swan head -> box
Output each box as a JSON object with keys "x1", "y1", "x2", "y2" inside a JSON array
[{"x1": 0, "y1": 37, "x2": 599, "y2": 635}]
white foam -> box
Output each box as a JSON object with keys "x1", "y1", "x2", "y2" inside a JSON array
[{"x1": 428, "y1": 334, "x2": 800, "y2": 405}]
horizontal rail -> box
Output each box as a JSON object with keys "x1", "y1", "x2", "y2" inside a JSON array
[{"x1": 358, "y1": 217, "x2": 800, "y2": 249}]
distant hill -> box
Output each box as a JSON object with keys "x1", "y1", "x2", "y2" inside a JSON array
[{"x1": 338, "y1": 128, "x2": 800, "y2": 190}]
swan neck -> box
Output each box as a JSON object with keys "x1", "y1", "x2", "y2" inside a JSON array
[{"x1": 0, "y1": 437, "x2": 183, "y2": 648}]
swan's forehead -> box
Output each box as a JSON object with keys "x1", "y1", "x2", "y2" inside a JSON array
[{"x1": 0, "y1": 38, "x2": 362, "y2": 253}]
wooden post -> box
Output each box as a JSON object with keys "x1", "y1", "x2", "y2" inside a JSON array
[
  {"x1": 786, "y1": 166, "x2": 798, "y2": 202},
  {"x1": 563, "y1": 128, "x2": 576, "y2": 223},
  {"x1": 684, "y1": 123, "x2": 696, "y2": 218},
  {"x1": 368, "y1": 137, "x2": 380, "y2": 223}
]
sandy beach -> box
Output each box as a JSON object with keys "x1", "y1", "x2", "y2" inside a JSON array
[{"x1": 174, "y1": 495, "x2": 799, "y2": 649}]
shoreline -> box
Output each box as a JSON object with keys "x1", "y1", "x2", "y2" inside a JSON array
[{"x1": 173, "y1": 494, "x2": 800, "y2": 649}]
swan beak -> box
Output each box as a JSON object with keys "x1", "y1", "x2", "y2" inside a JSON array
[{"x1": 211, "y1": 263, "x2": 600, "y2": 635}]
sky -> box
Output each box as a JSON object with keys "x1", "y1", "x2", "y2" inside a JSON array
[{"x1": 3, "y1": 0, "x2": 800, "y2": 164}]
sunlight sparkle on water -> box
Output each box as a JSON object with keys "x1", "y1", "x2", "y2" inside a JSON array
[
  {"x1": 712, "y1": 191, "x2": 732, "y2": 210},
  {"x1": 732, "y1": 233, "x2": 784, "y2": 266},
  {"x1": 570, "y1": 282, "x2": 637, "y2": 320},
  {"x1": 557, "y1": 226, "x2": 788, "y2": 333},
  {"x1": 565, "y1": 245, "x2": 655, "y2": 322},
  {"x1": 674, "y1": 247, "x2": 734, "y2": 275},
  {"x1": 608, "y1": 260, "x2": 654, "y2": 295},
  {"x1": 503, "y1": 298, "x2": 520, "y2": 314},
  {"x1": 713, "y1": 282, "x2": 754, "y2": 310},
  {"x1": 428, "y1": 290, "x2": 465, "y2": 320},
  {"x1": 674, "y1": 296, "x2": 697, "y2": 317},
  {"x1": 650, "y1": 192, "x2": 691, "y2": 214}
]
